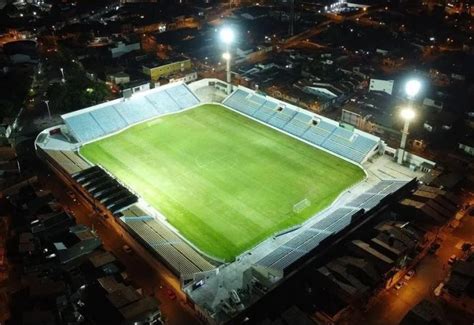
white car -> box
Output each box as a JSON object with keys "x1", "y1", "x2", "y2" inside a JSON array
[
  {"x1": 434, "y1": 282, "x2": 444, "y2": 296},
  {"x1": 394, "y1": 281, "x2": 405, "y2": 290}
]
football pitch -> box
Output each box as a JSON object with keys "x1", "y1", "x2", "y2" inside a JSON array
[{"x1": 80, "y1": 104, "x2": 365, "y2": 261}]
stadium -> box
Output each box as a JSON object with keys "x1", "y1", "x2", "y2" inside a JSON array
[{"x1": 35, "y1": 79, "x2": 426, "y2": 323}]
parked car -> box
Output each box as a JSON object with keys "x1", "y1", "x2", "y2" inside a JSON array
[
  {"x1": 394, "y1": 281, "x2": 405, "y2": 290},
  {"x1": 434, "y1": 282, "x2": 444, "y2": 296},
  {"x1": 448, "y1": 254, "x2": 457, "y2": 265},
  {"x1": 230, "y1": 289, "x2": 241, "y2": 305},
  {"x1": 404, "y1": 270, "x2": 415, "y2": 281}
]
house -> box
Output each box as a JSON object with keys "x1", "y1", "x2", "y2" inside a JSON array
[
  {"x1": 107, "y1": 72, "x2": 131, "y2": 85},
  {"x1": 3, "y1": 40, "x2": 39, "y2": 64},
  {"x1": 445, "y1": 257, "x2": 474, "y2": 297},
  {"x1": 398, "y1": 185, "x2": 459, "y2": 225},
  {"x1": 348, "y1": 240, "x2": 395, "y2": 274},
  {"x1": 400, "y1": 299, "x2": 449, "y2": 325},
  {"x1": 54, "y1": 225, "x2": 102, "y2": 265},
  {"x1": 142, "y1": 57, "x2": 192, "y2": 82},
  {"x1": 109, "y1": 36, "x2": 141, "y2": 59}
]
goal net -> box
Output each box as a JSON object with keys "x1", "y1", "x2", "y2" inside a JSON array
[{"x1": 293, "y1": 198, "x2": 311, "y2": 214}]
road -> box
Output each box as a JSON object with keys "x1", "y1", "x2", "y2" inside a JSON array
[
  {"x1": 358, "y1": 213, "x2": 474, "y2": 325},
  {"x1": 281, "y1": 8, "x2": 374, "y2": 50},
  {"x1": 38, "y1": 166, "x2": 200, "y2": 325}
]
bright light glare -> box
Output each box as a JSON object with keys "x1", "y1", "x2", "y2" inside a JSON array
[
  {"x1": 222, "y1": 52, "x2": 231, "y2": 60},
  {"x1": 220, "y1": 27, "x2": 234, "y2": 44},
  {"x1": 401, "y1": 108, "x2": 415, "y2": 121},
  {"x1": 405, "y1": 79, "x2": 421, "y2": 98}
]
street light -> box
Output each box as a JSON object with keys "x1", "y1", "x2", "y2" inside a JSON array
[
  {"x1": 219, "y1": 27, "x2": 234, "y2": 94},
  {"x1": 397, "y1": 107, "x2": 416, "y2": 165},
  {"x1": 44, "y1": 100, "x2": 52, "y2": 119},
  {"x1": 60, "y1": 67, "x2": 65, "y2": 83}
]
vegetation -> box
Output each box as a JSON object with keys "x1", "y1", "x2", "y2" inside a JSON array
[
  {"x1": 46, "y1": 49, "x2": 112, "y2": 114},
  {"x1": 0, "y1": 67, "x2": 33, "y2": 120}
]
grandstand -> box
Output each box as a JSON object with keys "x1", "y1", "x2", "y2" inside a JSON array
[
  {"x1": 62, "y1": 83, "x2": 199, "y2": 143},
  {"x1": 34, "y1": 79, "x2": 428, "y2": 324},
  {"x1": 222, "y1": 88, "x2": 379, "y2": 164},
  {"x1": 254, "y1": 180, "x2": 409, "y2": 274},
  {"x1": 121, "y1": 206, "x2": 214, "y2": 276}
]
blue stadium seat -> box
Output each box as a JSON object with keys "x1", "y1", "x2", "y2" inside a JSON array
[
  {"x1": 64, "y1": 113, "x2": 105, "y2": 142},
  {"x1": 301, "y1": 128, "x2": 327, "y2": 146},
  {"x1": 283, "y1": 118, "x2": 310, "y2": 136},
  {"x1": 165, "y1": 84, "x2": 200, "y2": 109},
  {"x1": 332, "y1": 127, "x2": 353, "y2": 140},
  {"x1": 90, "y1": 106, "x2": 128, "y2": 134},
  {"x1": 222, "y1": 89, "x2": 379, "y2": 163},
  {"x1": 114, "y1": 97, "x2": 158, "y2": 124},
  {"x1": 145, "y1": 91, "x2": 180, "y2": 113},
  {"x1": 267, "y1": 109, "x2": 293, "y2": 128},
  {"x1": 253, "y1": 102, "x2": 277, "y2": 122}
]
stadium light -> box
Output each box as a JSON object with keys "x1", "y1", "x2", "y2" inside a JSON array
[
  {"x1": 397, "y1": 107, "x2": 416, "y2": 165},
  {"x1": 219, "y1": 27, "x2": 235, "y2": 45},
  {"x1": 219, "y1": 27, "x2": 235, "y2": 94},
  {"x1": 405, "y1": 79, "x2": 421, "y2": 99},
  {"x1": 222, "y1": 52, "x2": 231, "y2": 61},
  {"x1": 400, "y1": 107, "x2": 415, "y2": 121}
]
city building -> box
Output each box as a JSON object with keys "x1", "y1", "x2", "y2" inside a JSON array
[{"x1": 142, "y1": 57, "x2": 192, "y2": 82}]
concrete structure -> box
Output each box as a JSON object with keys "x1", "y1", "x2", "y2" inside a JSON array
[
  {"x1": 107, "y1": 72, "x2": 130, "y2": 85},
  {"x1": 369, "y1": 79, "x2": 394, "y2": 95},
  {"x1": 142, "y1": 58, "x2": 192, "y2": 82},
  {"x1": 109, "y1": 38, "x2": 140, "y2": 58},
  {"x1": 34, "y1": 79, "x2": 429, "y2": 324}
]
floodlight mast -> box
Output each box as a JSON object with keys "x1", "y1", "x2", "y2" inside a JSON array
[
  {"x1": 405, "y1": 79, "x2": 421, "y2": 99},
  {"x1": 220, "y1": 27, "x2": 234, "y2": 94},
  {"x1": 397, "y1": 79, "x2": 420, "y2": 165},
  {"x1": 398, "y1": 107, "x2": 415, "y2": 165}
]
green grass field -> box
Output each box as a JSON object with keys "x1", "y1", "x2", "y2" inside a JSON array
[{"x1": 80, "y1": 104, "x2": 364, "y2": 261}]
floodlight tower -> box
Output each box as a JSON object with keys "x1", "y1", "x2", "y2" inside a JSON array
[
  {"x1": 220, "y1": 27, "x2": 234, "y2": 94},
  {"x1": 397, "y1": 79, "x2": 421, "y2": 165}
]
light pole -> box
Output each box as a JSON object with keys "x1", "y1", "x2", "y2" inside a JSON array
[
  {"x1": 222, "y1": 52, "x2": 231, "y2": 91},
  {"x1": 397, "y1": 78, "x2": 421, "y2": 165},
  {"x1": 219, "y1": 27, "x2": 234, "y2": 94},
  {"x1": 44, "y1": 100, "x2": 51, "y2": 119},
  {"x1": 60, "y1": 67, "x2": 65, "y2": 83},
  {"x1": 398, "y1": 107, "x2": 415, "y2": 165}
]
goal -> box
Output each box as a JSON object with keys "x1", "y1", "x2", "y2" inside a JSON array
[{"x1": 293, "y1": 198, "x2": 311, "y2": 214}]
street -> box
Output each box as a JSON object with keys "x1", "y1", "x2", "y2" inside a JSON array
[{"x1": 359, "y1": 214, "x2": 474, "y2": 325}]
